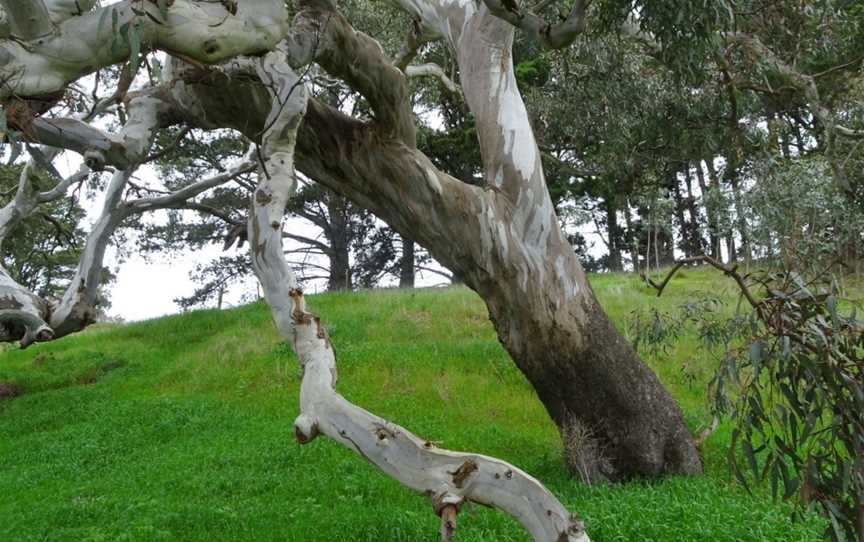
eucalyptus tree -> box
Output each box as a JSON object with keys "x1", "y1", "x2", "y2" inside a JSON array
[
  {"x1": 0, "y1": 0, "x2": 742, "y2": 538},
  {"x1": 0, "y1": 162, "x2": 87, "y2": 301}
]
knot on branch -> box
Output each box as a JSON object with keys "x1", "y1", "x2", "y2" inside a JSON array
[
  {"x1": 447, "y1": 458, "x2": 479, "y2": 489},
  {"x1": 83, "y1": 149, "x2": 107, "y2": 171},
  {"x1": 293, "y1": 413, "x2": 319, "y2": 444},
  {"x1": 288, "y1": 288, "x2": 313, "y2": 324}
]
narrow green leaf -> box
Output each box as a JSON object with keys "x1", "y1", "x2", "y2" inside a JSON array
[
  {"x1": 742, "y1": 439, "x2": 759, "y2": 478},
  {"x1": 26, "y1": 145, "x2": 62, "y2": 180}
]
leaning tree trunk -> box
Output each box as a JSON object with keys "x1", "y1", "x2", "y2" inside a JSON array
[{"x1": 284, "y1": 0, "x2": 701, "y2": 480}]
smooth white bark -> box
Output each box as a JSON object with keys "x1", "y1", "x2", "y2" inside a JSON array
[
  {"x1": 49, "y1": 168, "x2": 130, "y2": 335},
  {"x1": 246, "y1": 58, "x2": 589, "y2": 542},
  {"x1": 0, "y1": 151, "x2": 89, "y2": 346},
  {"x1": 0, "y1": 0, "x2": 290, "y2": 99},
  {"x1": 0, "y1": 0, "x2": 53, "y2": 39}
]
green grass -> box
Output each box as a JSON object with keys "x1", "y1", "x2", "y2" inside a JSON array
[{"x1": 0, "y1": 268, "x2": 832, "y2": 541}]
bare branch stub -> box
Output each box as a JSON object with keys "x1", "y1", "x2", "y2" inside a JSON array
[
  {"x1": 642, "y1": 255, "x2": 761, "y2": 309},
  {"x1": 439, "y1": 504, "x2": 458, "y2": 542},
  {"x1": 479, "y1": 0, "x2": 588, "y2": 50}
]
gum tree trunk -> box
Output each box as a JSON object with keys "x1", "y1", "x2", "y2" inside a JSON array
[
  {"x1": 282, "y1": 0, "x2": 701, "y2": 480},
  {"x1": 3, "y1": 0, "x2": 701, "y2": 480}
]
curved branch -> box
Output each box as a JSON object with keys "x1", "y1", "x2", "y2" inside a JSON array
[
  {"x1": 25, "y1": 88, "x2": 173, "y2": 170},
  {"x1": 405, "y1": 62, "x2": 459, "y2": 94},
  {"x1": 0, "y1": 0, "x2": 291, "y2": 99},
  {"x1": 0, "y1": 267, "x2": 52, "y2": 348},
  {"x1": 0, "y1": 148, "x2": 83, "y2": 347},
  {"x1": 246, "y1": 56, "x2": 589, "y2": 542},
  {"x1": 37, "y1": 165, "x2": 89, "y2": 202},
  {"x1": 288, "y1": 290, "x2": 589, "y2": 542},
  {"x1": 287, "y1": 0, "x2": 415, "y2": 143},
  {"x1": 49, "y1": 169, "x2": 131, "y2": 336}
]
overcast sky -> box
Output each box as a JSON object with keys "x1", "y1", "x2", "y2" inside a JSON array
[{"x1": 71, "y1": 166, "x2": 449, "y2": 321}]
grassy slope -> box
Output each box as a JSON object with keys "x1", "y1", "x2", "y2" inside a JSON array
[{"x1": 0, "y1": 268, "x2": 831, "y2": 541}]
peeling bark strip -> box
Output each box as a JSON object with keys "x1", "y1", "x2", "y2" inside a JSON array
[{"x1": 246, "y1": 62, "x2": 589, "y2": 542}]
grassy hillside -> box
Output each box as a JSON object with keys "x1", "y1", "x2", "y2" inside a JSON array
[{"x1": 0, "y1": 268, "x2": 837, "y2": 541}]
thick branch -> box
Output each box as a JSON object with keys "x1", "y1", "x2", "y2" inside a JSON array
[
  {"x1": 480, "y1": 0, "x2": 588, "y2": 50},
  {"x1": 47, "y1": 83, "x2": 167, "y2": 337},
  {"x1": 245, "y1": 55, "x2": 589, "y2": 541},
  {"x1": 0, "y1": 266, "x2": 51, "y2": 347},
  {"x1": 49, "y1": 169, "x2": 130, "y2": 337},
  {"x1": 0, "y1": 148, "x2": 87, "y2": 347},
  {"x1": 287, "y1": 0, "x2": 415, "y2": 143},
  {"x1": 0, "y1": 0, "x2": 54, "y2": 40},
  {"x1": 288, "y1": 288, "x2": 589, "y2": 542},
  {"x1": 24, "y1": 89, "x2": 173, "y2": 170},
  {"x1": 0, "y1": 0, "x2": 291, "y2": 99}
]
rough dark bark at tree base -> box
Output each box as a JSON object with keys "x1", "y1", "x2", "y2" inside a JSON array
[{"x1": 478, "y1": 266, "x2": 701, "y2": 481}]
